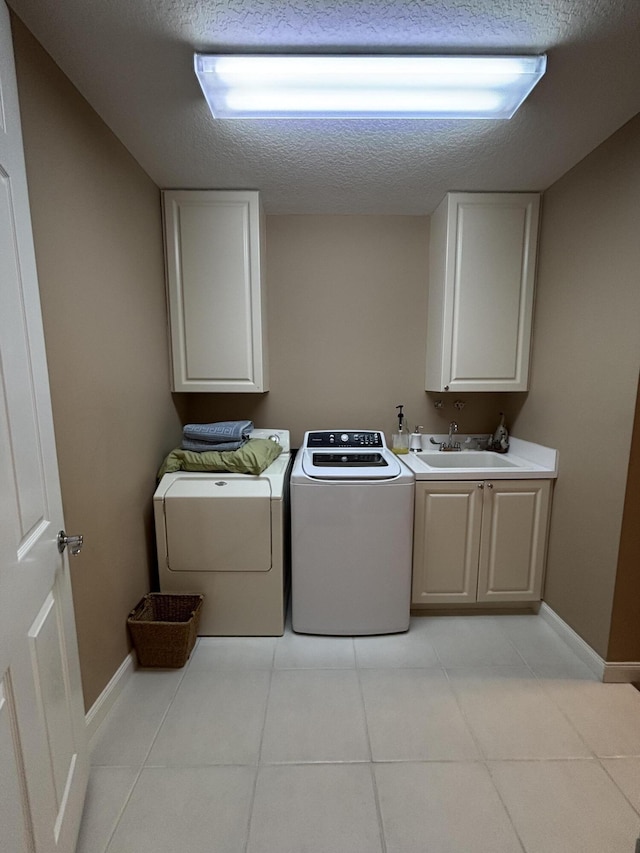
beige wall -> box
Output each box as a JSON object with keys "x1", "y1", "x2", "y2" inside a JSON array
[
  {"x1": 12, "y1": 17, "x2": 182, "y2": 709},
  {"x1": 608, "y1": 376, "x2": 640, "y2": 660},
  {"x1": 513, "y1": 114, "x2": 640, "y2": 658},
  {"x1": 187, "y1": 214, "x2": 523, "y2": 445}
]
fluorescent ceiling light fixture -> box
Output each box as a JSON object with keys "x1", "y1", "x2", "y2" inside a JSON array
[{"x1": 194, "y1": 54, "x2": 547, "y2": 119}]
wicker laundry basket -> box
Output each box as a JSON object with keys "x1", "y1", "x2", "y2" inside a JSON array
[{"x1": 127, "y1": 593, "x2": 203, "y2": 668}]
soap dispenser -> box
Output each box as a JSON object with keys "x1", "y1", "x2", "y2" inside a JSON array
[
  {"x1": 392, "y1": 404, "x2": 410, "y2": 454},
  {"x1": 489, "y1": 412, "x2": 510, "y2": 454},
  {"x1": 410, "y1": 425, "x2": 424, "y2": 452}
]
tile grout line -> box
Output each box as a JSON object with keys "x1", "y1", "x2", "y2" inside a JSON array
[
  {"x1": 367, "y1": 762, "x2": 389, "y2": 853},
  {"x1": 101, "y1": 766, "x2": 144, "y2": 853},
  {"x1": 597, "y1": 757, "x2": 640, "y2": 820},
  {"x1": 355, "y1": 651, "x2": 388, "y2": 853},
  {"x1": 100, "y1": 659, "x2": 193, "y2": 853},
  {"x1": 440, "y1": 664, "x2": 486, "y2": 762},
  {"x1": 139, "y1": 651, "x2": 197, "y2": 765},
  {"x1": 493, "y1": 618, "x2": 601, "y2": 761},
  {"x1": 483, "y1": 761, "x2": 528, "y2": 853},
  {"x1": 242, "y1": 661, "x2": 275, "y2": 853},
  {"x1": 438, "y1": 623, "x2": 535, "y2": 853},
  {"x1": 525, "y1": 669, "x2": 600, "y2": 761},
  {"x1": 452, "y1": 619, "x2": 622, "y2": 852},
  {"x1": 439, "y1": 635, "x2": 529, "y2": 853}
]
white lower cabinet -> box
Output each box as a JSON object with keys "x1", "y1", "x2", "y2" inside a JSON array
[{"x1": 411, "y1": 479, "x2": 552, "y2": 605}]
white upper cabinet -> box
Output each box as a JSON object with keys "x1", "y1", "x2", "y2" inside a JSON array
[
  {"x1": 426, "y1": 192, "x2": 540, "y2": 392},
  {"x1": 162, "y1": 190, "x2": 268, "y2": 392}
]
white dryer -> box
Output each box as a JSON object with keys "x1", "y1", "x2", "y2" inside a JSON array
[
  {"x1": 153, "y1": 429, "x2": 291, "y2": 636},
  {"x1": 291, "y1": 430, "x2": 414, "y2": 636}
]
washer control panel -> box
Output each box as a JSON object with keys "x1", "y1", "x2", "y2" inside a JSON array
[{"x1": 306, "y1": 431, "x2": 385, "y2": 449}]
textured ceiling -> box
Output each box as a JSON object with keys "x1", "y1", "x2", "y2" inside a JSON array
[{"x1": 7, "y1": 0, "x2": 640, "y2": 213}]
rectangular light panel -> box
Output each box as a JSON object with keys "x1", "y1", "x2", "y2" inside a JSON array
[{"x1": 194, "y1": 54, "x2": 547, "y2": 119}]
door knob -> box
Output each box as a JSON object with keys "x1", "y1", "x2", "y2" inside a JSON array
[{"x1": 57, "y1": 530, "x2": 84, "y2": 556}]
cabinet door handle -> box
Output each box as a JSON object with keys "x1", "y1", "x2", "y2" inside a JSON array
[
  {"x1": 478, "y1": 482, "x2": 484, "y2": 489},
  {"x1": 487, "y1": 482, "x2": 494, "y2": 489}
]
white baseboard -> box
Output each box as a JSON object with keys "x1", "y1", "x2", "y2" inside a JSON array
[
  {"x1": 601, "y1": 662, "x2": 640, "y2": 684},
  {"x1": 538, "y1": 603, "x2": 606, "y2": 680},
  {"x1": 84, "y1": 652, "x2": 136, "y2": 744},
  {"x1": 539, "y1": 603, "x2": 640, "y2": 684}
]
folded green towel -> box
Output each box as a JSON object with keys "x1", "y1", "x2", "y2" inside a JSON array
[{"x1": 158, "y1": 438, "x2": 283, "y2": 479}]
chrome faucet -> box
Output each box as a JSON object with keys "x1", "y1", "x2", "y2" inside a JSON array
[
  {"x1": 429, "y1": 421, "x2": 461, "y2": 452},
  {"x1": 444, "y1": 421, "x2": 460, "y2": 451}
]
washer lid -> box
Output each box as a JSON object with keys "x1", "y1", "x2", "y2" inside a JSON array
[{"x1": 300, "y1": 448, "x2": 402, "y2": 480}]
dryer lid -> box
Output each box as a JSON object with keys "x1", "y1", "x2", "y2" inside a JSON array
[
  {"x1": 163, "y1": 477, "x2": 272, "y2": 500},
  {"x1": 162, "y1": 476, "x2": 272, "y2": 573}
]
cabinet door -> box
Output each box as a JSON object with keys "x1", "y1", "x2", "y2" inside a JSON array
[
  {"x1": 412, "y1": 482, "x2": 482, "y2": 604},
  {"x1": 163, "y1": 190, "x2": 268, "y2": 392},
  {"x1": 477, "y1": 479, "x2": 551, "y2": 602},
  {"x1": 426, "y1": 192, "x2": 540, "y2": 392}
]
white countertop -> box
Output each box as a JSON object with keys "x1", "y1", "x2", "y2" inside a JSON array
[{"x1": 398, "y1": 437, "x2": 558, "y2": 481}]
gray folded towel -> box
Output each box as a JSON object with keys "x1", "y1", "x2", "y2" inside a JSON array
[
  {"x1": 183, "y1": 420, "x2": 253, "y2": 443},
  {"x1": 181, "y1": 438, "x2": 247, "y2": 453}
]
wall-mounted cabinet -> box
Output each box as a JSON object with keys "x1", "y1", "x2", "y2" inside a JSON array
[
  {"x1": 426, "y1": 192, "x2": 540, "y2": 392},
  {"x1": 412, "y1": 478, "x2": 552, "y2": 605},
  {"x1": 162, "y1": 190, "x2": 268, "y2": 392}
]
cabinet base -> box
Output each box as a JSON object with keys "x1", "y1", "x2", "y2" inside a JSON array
[{"x1": 411, "y1": 602, "x2": 540, "y2": 616}]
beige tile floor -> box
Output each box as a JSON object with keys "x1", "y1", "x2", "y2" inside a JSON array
[{"x1": 79, "y1": 614, "x2": 640, "y2": 853}]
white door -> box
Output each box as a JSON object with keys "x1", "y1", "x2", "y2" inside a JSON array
[{"x1": 0, "y1": 4, "x2": 89, "y2": 852}]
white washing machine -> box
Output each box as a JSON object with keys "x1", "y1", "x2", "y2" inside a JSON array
[
  {"x1": 153, "y1": 429, "x2": 291, "y2": 636},
  {"x1": 291, "y1": 430, "x2": 414, "y2": 635}
]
